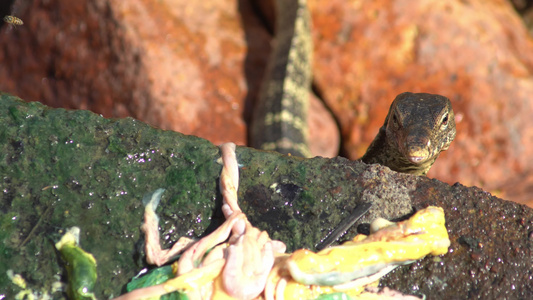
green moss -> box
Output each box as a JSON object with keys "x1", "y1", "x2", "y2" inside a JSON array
[
  {"x1": 0, "y1": 93, "x2": 370, "y2": 298},
  {"x1": 0, "y1": 94, "x2": 223, "y2": 298}
]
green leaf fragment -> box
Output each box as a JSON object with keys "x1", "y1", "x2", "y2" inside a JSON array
[
  {"x1": 126, "y1": 265, "x2": 187, "y2": 300},
  {"x1": 55, "y1": 227, "x2": 97, "y2": 300}
]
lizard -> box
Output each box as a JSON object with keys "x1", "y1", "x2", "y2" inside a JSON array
[
  {"x1": 249, "y1": 0, "x2": 456, "y2": 250},
  {"x1": 361, "y1": 92, "x2": 456, "y2": 176},
  {"x1": 249, "y1": 0, "x2": 313, "y2": 158},
  {"x1": 249, "y1": 0, "x2": 456, "y2": 177}
]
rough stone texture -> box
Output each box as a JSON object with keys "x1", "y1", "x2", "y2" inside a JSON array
[
  {"x1": 1, "y1": 95, "x2": 532, "y2": 299},
  {"x1": 385, "y1": 180, "x2": 533, "y2": 299},
  {"x1": 1, "y1": 0, "x2": 533, "y2": 206}
]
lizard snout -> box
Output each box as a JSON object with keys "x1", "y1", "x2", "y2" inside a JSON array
[{"x1": 404, "y1": 135, "x2": 431, "y2": 164}]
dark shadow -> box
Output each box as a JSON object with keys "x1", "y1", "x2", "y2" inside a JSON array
[
  {"x1": 0, "y1": 0, "x2": 17, "y2": 29},
  {"x1": 238, "y1": 0, "x2": 274, "y2": 145}
]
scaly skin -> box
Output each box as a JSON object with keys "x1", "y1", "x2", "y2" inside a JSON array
[
  {"x1": 361, "y1": 92, "x2": 456, "y2": 175},
  {"x1": 250, "y1": 0, "x2": 312, "y2": 157}
]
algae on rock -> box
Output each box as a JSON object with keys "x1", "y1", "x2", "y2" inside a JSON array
[{"x1": 1, "y1": 94, "x2": 407, "y2": 298}]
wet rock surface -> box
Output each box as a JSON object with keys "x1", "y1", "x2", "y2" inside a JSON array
[
  {"x1": 384, "y1": 178, "x2": 533, "y2": 298},
  {"x1": 0, "y1": 95, "x2": 531, "y2": 299}
]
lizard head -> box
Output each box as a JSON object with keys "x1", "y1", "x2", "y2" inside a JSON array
[{"x1": 384, "y1": 92, "x2": 456, "y2": 174}]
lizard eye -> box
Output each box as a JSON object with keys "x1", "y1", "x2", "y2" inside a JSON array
[
  {"x1": 440, "y1": 114, "x2": 449, "y2": 129},
  {"x1": 392, "y1": 114, "x2": 400, "y2": 127}
]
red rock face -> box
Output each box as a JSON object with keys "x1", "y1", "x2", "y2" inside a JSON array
[{"x1": 1, "y1": 0, "x2": 532, "y2": 207}]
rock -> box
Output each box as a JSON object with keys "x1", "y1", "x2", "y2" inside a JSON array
[
  {"x1": 0, "y1": 1, "x2": 532, "y2": 203},
  {"x1": 385, "y1": 178, "x2": 533, "y2": 299},
  {"x1": 0, "y1": 95, "x2": 531, "y2": 299}
]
